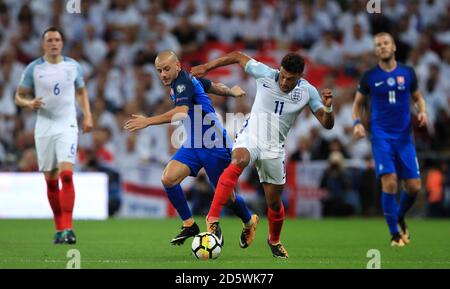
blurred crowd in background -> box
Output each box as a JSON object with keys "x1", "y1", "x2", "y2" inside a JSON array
[{"x1": 0, "y1": 0, "x2": 449, "y2": 218}]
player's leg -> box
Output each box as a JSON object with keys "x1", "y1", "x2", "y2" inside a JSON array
[
  {"x1": 396, "y1": 179, "x2": 420, "y2": 244},
  {"x1": 396, "y1": 139, "x2": 421, "y2": 244},
  {"x1": 163, "y1": 147, "x2": 202, "y2": 245},
  {"x1": 380, "y1": 173, "x2": 404, "y2": 247},
  {"x1": 58, "y1": 162, "x2": 77, "y2": 244},
  {"x1": 55, "y1": 133, "x2": 78, "y2": 244},
  {"x1": 207, "y1": 148, "x2": 251, "y2": 224},
  {"x1": 372, "y1": 138, "x2": 404, "y2": 247},
  {"x1": 43, "y1": 169, "x2": 64, "y2": 244},
  {"x1": 36, "y1": 136, "x2": 64, "y2": 244},
  {"x1": 205, "y1": 148, "x2": 252, "y2": 244},
  {"x1": 202, "y1": 148, "x2": 256, "y2": 247},
  {"x1": 257, "y1": 157, "x2": 289, "y2": 258},
  {"x1": 263, "y1": 182, "x2": 289, "y2": 258}
]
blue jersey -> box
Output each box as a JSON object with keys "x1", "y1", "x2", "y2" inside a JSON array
[
  {"x1": 170, "y1": 70, "x2": 232, "y2": 149},
  {"x1": 358, "y1": 63, "x2": 418, "y2": 140}
]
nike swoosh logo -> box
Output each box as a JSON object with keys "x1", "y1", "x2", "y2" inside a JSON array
[
  {"x1": 375, "y1": 81, "x2": 384, "y2": 87},
  {"x1": 262, "y1": 83, "x2": 271, "y2": 88}
]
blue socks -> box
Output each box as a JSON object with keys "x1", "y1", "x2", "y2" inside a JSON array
[
  {"x1": 164, "y1": 184, "x2": 192, "y2": 221},
  {"x1": 397, "y1": 191, "x2": 417, "y2": 220},
  {"x1": 228, "y1": 194, "x2": 252, "y2": 224},
  {"x1": 382, "y1": 192, "x2": 399, "y2": 235}
]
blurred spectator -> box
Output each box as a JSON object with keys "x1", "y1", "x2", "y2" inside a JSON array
[
  {"x1": 290, "y1": 136, "x2": 312, "y2": 162},
  {"x1": 425, "y1": 161, "x2": 449, "y2": 217},
  {"x1": 320, "y1": 151, "x2": 358, "y2": 216},
  {"x1": 308, "y1": 30, "x2": 343, "y2": 68},
  {"x1": 342, "y1": 22, "x2": 373, "y2": 76}
]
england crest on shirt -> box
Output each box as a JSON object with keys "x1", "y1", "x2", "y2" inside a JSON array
[{"x1": 290, "y1": 88, "x2": 304, "y2": 102}]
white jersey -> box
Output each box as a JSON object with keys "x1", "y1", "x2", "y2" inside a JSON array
[
  {"x1": 18, "y1": 56, "x2": 85, "y2": 138},
  {"x1": 239, "y1": 59, "x2": 323, "y2": 158}
]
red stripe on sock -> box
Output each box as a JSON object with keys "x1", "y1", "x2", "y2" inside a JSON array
[
  {"x1": 208, "y1": 163, "x2": 243, "y2": 221},
  {"x1": 268, "y1": 205, "x2": 285, "y2": 244},
  {"x1": 46, "y1": 178, "x2": 64, "y2": 231},
  {"x1": 60, "y1": 170, "x2": 75, "y2": 230}
]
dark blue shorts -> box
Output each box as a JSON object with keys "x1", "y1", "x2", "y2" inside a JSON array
[
  {"x1": 171, "y1": 146, "x2": 232, "y2": 188},
  {"x1": 371, "y1": 136, "x2": 420, "y2": 179}
]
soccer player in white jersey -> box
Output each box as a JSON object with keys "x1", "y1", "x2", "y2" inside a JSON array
[
  {"x1": 191, "y1": 52, "x2": 334, "y2": 258},
  {"x1": 15, "y1": 27, "x2": 93, "y2": 244}
]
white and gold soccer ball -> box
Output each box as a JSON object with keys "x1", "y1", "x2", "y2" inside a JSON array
[{"x1": 191, "y1": 232, "x2": 222, "y2": 260}]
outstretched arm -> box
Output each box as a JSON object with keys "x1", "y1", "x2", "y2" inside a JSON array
[
  {"x1": 312, "y1": 89, "x2": 334, "y2": 130},
  {"x1": 124, "y1": 105, "x2": 189, "y2": 132},
  {"x1": 191, "y1": 51, "x2": 252, "y2": 77},
  {"x1": 352, "y1": 91, "x2": 367, "y2": 139},
  {"x1": 207, "y1": 82, "x2": 246, "y2": 98}
]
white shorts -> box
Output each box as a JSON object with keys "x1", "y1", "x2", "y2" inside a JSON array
[
  {"x1": 35, "y1": 132, "x2": 78, "y2": 171},
  {"x1": 234, "y1": 130, "x2": 286, "y2": 185}
]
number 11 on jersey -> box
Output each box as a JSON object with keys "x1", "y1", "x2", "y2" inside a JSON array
[
  {"x1": 388, "y1": 90, "x2": 396, "y2": 104},
  {"x1": 275, "y1": 101, "x2": 284, "y2": 115}
]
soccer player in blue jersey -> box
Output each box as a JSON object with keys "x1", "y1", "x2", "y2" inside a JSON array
[
  {"x1": 124, "y1": 51, "x2": 256, "y2": 246},
  {"x1": 352, "y1": 33, "x2": 427, "y2": 247}
]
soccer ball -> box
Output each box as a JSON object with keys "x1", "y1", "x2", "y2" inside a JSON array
[{"x1": 191, "y1": 232, "x2": 222, "y2": 260}]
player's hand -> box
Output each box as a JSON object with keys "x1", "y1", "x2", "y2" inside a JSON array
[
  {"x1": 124, "y1": 114, "x2": 150, "y2": 132},
  {"x1": 82, "y1": 114, "x2": 94, "y2": 133},
  {"x1": 190, "y1": 64, "x2": 207, "y2": 78},
  {"x1": 27, "y1": 97, "x2": 44, "y2": 110},
  {"x1": 321, "y1": 89, "x2": 333, "y2": 107},
  {"x1": 417, "y1": 112, "x2": 428, "y2": 127},
  {"x1": 353, "y1": 123, "x2": 366, "y2": 139},
  {"x1": 230, "y1": 85, "x2": 246, "y2": 98}
]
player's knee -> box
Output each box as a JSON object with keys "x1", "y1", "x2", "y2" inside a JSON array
[
  {"x1": 384, "y1": 181, "x2": 397, "y2": 193},
  {"x1": 267, "y1": 199, "x2": 282, "y2": 211},
  {"x1": 382, "y1": 176, "x2": 397, "y2": 193},
  {"x1": 231, "y1": 157, "x2": 249, "y2": 169},
  {"x1": 406, "y1": 181, "x2": 421, "y2": 195},
  {"x1": 60, "y1": 171, "x2": 73, "y2": 185},
  {"x1": 161, "y1": 173, "x2": 179, "y2": 188}
]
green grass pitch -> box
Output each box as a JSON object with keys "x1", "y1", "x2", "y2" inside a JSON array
[{"x1": 0, "y1": 218, "x2": 449, "y2": 269}]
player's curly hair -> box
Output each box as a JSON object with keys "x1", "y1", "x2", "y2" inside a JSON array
[{"x1": 281, "y1": 53, "x2": 305, "y2": 74}]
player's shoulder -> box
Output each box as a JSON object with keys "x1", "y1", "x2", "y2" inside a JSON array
[
  {"x1": 396, "y1": 63, "x2": 416, "y2": 74},
  {"x1": 173, "y1": 70, "x2": 191, "y2": 85},
  {"x1": 61, "y1": 56, "x2": 81, "y2": 67},
  {"x1": 362, "y1": 65, "x2": 380, "y2": 78},
  {"x1": 246, "y1": 59, "x2": 278, "y2": 80},
  {"x1": 24, "y1": 57, "x2": 45, "y2": 70},
  {"x1": 298, "y1": 78, "x2": 318, "y2": 94},
  {"x1": 172, "y1": 70, "x2": 192, "y2": 94}
]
